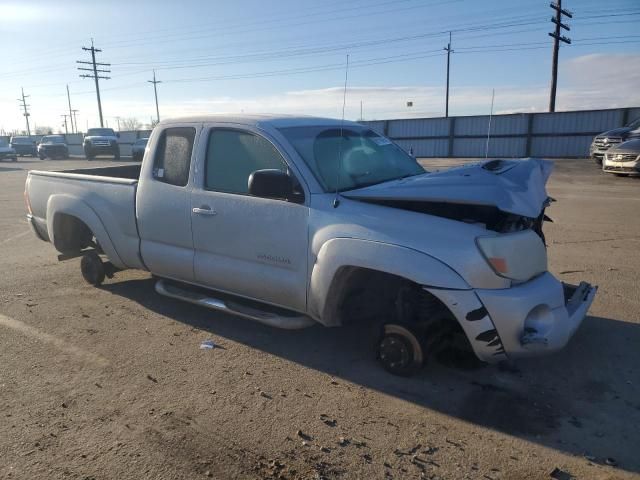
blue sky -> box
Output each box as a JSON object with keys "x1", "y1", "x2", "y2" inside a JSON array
[{"x1": 1, "y1": 0, "x2": 639, "y2": 133}]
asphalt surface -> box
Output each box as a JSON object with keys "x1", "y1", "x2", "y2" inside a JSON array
[{"x1": 1, "y1": 156, "x2": 639, "y2": 480}]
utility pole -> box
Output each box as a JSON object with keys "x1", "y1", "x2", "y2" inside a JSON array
[
  {"x1": 147, "y1": 70, "x2": 161, "y2": 123},
  {"x1": 548, "y1": 0, "x2": 572, "y2": 112},
  {"x1": 444, "y1": 32, "x2": 453, "y2": 118},
  {"x1": 61, "y1": 115, "x2": 69, "y2": 134},
  {"x1": 72, "y1": 110, "x2": 80, "y2": 134},
  {"x1": 360, "y1": 100, "x2": 363, "y2": 121},
  {"x1": 115, "y1": 116, "x2": 121, "y2": 131},
  {"x1": 17, "y1": 88, "x2": 31, "y2": 136},
  {"x1": 66, "y1": 85, "x2": 75, "y2": 133},
  {"x1": 77, "y1": 39, "x2": 111, "y2": 127}
]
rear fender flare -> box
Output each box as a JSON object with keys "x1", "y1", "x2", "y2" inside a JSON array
[
  {"x1": 46, "y1": 194, "x2": 125, "y2": 268},
  {"x1": 309, "y1": 237, "x2": 469, "y2": 325}
]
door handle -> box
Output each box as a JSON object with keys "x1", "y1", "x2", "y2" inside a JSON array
[{"x1": 192, "y1": 206, "x2": 217, "y2": 216}]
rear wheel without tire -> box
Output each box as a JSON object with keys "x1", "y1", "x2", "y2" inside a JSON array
[{"x1": 81, "y1": 251, "x2": 105, "y2": 286}]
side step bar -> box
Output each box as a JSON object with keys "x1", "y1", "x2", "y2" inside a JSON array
[{"x1": 155, "y1": 279, "x2": 315, "y2": 330}]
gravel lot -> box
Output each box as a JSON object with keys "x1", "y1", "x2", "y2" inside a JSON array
[{"x1": 1, "y1": 156, "x2": 639, "y2": 480}]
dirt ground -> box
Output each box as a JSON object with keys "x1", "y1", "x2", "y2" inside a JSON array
[{"x1": 1, "y1": 156, "x2": 639, "y2": 480}]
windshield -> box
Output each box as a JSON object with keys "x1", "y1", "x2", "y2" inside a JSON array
[
  {"x1": 627, "y1": 118, "x2": 640, "y2": 130},
  {"x1": 0, "y1": 139, "x2": 8, "y2": 146},
  {"x1": 278, "y1": 126, "x2": 424, "y2": 192},
  {"x1": 87, "y1": 128, "x2": 115, "y2": 136},
  {"x1": 41, "y1": 136, "x2": 65, "y2": 144},
  {"x1": 11, "y1": 137, "x2": 31, "y2": 144}
]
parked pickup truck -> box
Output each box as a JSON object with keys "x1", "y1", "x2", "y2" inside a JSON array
[
  {"x1": 25, "y1": 115, "x2": 597, "y2": 374},
  {"x1": 83, "y1": 127, "x2": 120, "y2": 160}
]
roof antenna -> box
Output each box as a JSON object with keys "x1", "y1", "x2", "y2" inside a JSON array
[
  {"x1": 333, "y1": 54, "x2": 350, "y2": 209},
  {"x1": 485, "y1": 88, "x2": 495, "y2": 159}
]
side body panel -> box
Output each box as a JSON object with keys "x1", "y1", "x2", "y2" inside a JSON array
[
  {"x1": 136, "y1": 123, "x2": 202, "y2": 281},
  {"x1": 309, "y1": 237, "x2": 470, "y2": 324},
  {"x1": 26, "y1": 172, "x2": 142, "y2": 270}
]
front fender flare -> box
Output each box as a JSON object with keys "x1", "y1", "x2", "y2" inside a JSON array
[
  {"x1": 46, "y1": 194, "x2": 125, "y2": 268},
  {"x1": 309, "y1": 237, "x2": 469, "y2": 325}
]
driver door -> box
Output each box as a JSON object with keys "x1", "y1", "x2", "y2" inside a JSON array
[{"x1": 190, "y1": 126, "x2": 309, "y2": 312}]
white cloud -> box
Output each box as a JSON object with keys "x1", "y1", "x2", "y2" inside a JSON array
[
  {"x1": 154, "y1": 53, "x2": 640, "y2": 121},
  {"x1": 2, "y1": 53, "x2": 639, "y2": 133}
]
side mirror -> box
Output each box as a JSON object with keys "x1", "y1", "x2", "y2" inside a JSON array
[
  {"x1": 116, "y1": 132, "x2": 120, "y2": 138},
  {"x1": 248, "y1": 169, "x2": 295, "y2": 201}
]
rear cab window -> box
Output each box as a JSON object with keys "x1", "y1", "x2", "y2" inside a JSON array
[{"x1": 153, "y1": 127, "x2": 196, "y2": 187}]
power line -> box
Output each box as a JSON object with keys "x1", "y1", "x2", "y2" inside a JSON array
[
  {"x1": 77, "y1": 39, "x2": 111, "y2": 127},
  {"x1": 548, "y1": 0, "x2": 572, "y2": 112},
  {"x1": 17, "y1": 88, "x2": 31, "y2": 136}
]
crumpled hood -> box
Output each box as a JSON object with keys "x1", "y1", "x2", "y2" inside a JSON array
[{"x1": 342, "y1": 158, "x2": 553, "y2": 219}]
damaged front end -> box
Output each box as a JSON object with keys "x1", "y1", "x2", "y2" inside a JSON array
[
  {"x1": 343, "y1": 157, "x2": 554, "y2": 239},
  {"x1": 345, "y1": 158, "x2": 597, "y2": 363}
]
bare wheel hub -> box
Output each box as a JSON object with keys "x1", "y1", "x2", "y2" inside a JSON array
[{"x1": 377, "y1": 324, "x2": 424, "y2": 376}]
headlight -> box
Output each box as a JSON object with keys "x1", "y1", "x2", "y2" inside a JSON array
[{"x1": 476, "y1": 230, "x2": 547, "y2": 282}]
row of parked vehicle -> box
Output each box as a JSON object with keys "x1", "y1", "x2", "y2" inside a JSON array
[
  {"x1": 0, "y1": 128, "x2": 149, "y2": 162},
  {"x1": 590, "y1": 117, "x2": 640, "y2": 177}
]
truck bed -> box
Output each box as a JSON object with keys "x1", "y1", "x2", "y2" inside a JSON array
[
  {"x1": 36, "y1": 164, "x2": 141, "y2": 180},
  {"x1": 26, "y1": 164, "x2": 144, "y2": 271}
]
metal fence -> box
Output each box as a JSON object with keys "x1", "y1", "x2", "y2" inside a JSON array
[
  {"x1": 0, "y1": 130, "x2": 152, "y2": 157},
  {"x1": 4, "y1": 106, "x2": 640, "y2": 159},
  {"x1": 363, "y1": 107, "x2": 640, "y2": 158}
]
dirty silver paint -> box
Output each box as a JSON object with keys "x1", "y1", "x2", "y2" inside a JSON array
[{"x1": 25, "y1": 115, "x2": 596, "y2": 362}]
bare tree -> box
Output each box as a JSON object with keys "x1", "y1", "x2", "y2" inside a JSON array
[
  {"x1": 34, "y1": 126, "x2": 53, "y2": 135},
  {"x1": 120, "y1": 117, "x2": 142, "y2": 131}
]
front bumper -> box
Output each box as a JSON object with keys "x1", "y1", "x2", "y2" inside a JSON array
[
  {"x1": 0, "y1": 151, "x2": 17, "y2": 160},
  {"x1": 475, "y1": 272, "x2": 596, "y2": 358},
  {"x1": 427, "y1": 272, "x2": 596, "y2": 362},
  {"x1": 602, "y1": 158, "x2": 640, "y2": 176},
  {"x1": 85, "y1": 143, "x2": 118, "y2": 153},
  {"x1": 39, "y1": 146, "x2": 68, "y2": 157}
]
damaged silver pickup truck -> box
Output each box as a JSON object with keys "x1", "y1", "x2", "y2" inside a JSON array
[{"x1": 24, "y1": 115, "x2": 597, "y2": 374}]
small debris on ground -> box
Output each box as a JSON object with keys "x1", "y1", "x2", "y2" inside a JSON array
[
  {"x1": 320, "y1": 414, "x2": 337, "y2": 427},
  {"x1": 200, "y1": 339, "x2": 216, "y2": 350},
  {"x1": 146, "y1": 374, "x2": 158, "y2": 383},
  {"x1": 550, "y1": 467, "x2": 573, "y2": 480},
  {"x1": 297, "y1": 430, "x2": 312, "y2": 441}
]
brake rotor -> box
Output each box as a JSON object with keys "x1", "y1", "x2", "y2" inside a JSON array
[{"x1": 378, "y1": 324, "x2": 424, "y2": 376}]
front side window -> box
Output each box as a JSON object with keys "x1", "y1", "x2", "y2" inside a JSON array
[
  {"x1": 205, "y1": 129, "x2": 287, "y2": 194},
  {"x1": 278, "y1": 126, "x2": 424, "y2": 192},
  {"x1": 153, "y1": 127, "x2": 195, "y2": 187}
]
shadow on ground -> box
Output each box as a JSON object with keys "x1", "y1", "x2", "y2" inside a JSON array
[{"x1": 103, "y1": 277, "x2": 640, "y2": 473}]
